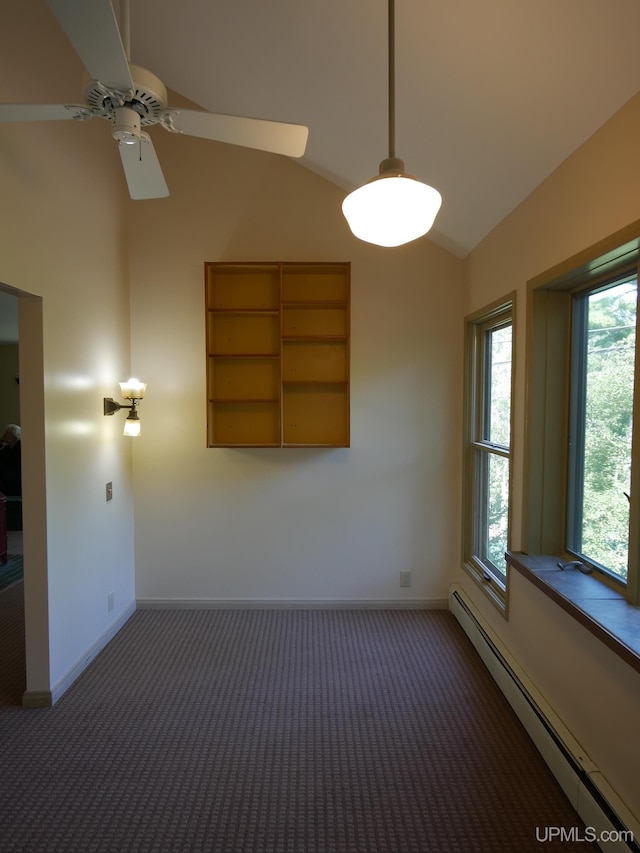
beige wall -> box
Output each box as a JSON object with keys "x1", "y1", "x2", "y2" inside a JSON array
[
  {"x1": 460, "y1": 92, "x2": 640, "y2": 821},
  {"x1": 127, "y1": 128, "x2": 464, "y2": 605},
  {"x1": 0, "y1": 1, "x2": 136, "y2": 694}
]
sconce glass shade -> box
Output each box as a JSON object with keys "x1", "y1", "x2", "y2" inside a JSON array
[
  {"x1": 123, "y1": 412, "x2": 141, "y2": 437},
  {"x1": 342, "y1": 159, "x2": 442, "y2": 248},
  {"x1": 119, "y1": 377, "x2": 147, "y2": 400}
]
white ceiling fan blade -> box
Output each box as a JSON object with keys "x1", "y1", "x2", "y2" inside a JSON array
[
  {"x1": 47, "y1": 0, "x2": 133, "y2": 92},
  {"x1": 0, "y1": 104, "x2": 88, "y2": 122},
  {"x1": 118, "y1": 136, "x2": 169, "y2": 200},
  {"x1": 166, "y1": 110, "x2": 308, "y2": 158}
]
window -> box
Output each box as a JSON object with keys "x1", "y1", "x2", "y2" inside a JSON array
[
  {"x1": 567, "y1": 276, "x2": 636, "y2": 583},
  {"x1": 463, "y1": 297, "x2": 515, "y2": 613},
  {"x1": 526, "y1": 223, "x2": 640, "y2": 605}
]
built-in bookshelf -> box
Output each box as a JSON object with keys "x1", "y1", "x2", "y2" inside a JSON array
[{"x1": 205, "y1": 261, "x2": 350, "y2": 447}]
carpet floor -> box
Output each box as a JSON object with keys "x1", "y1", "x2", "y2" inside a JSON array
[{"x1": 0, "y1": 601, "x2": 598, "y2": 852}]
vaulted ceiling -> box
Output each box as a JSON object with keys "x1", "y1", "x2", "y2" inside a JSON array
[
  {"x1": 124, "y1": 0, "x2": 640, "y2": 257},
  {"x1": 5, "y1": 1, "x2": 640, "y2": 259}
]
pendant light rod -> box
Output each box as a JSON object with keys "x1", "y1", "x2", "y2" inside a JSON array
[
  {"x1": 384, "y1": 0, "x2": 402, "y2": 172},
  {"x1": 388, "y1": 0, "x2": 395, "y2": 160}
]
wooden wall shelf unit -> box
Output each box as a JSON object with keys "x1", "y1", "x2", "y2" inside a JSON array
[{"x1": 205, "y1": 262, "x2": 350, "y2": 448}]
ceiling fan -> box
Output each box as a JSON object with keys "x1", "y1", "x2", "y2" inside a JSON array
[{"x1": 0, "y1": 0, "x2": 309, "y2": 199}]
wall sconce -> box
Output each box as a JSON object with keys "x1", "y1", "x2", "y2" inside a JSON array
[{"x1": 104, "y1": 378, "x2": 147, "y2": 437}]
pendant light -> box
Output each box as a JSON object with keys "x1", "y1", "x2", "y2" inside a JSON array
[{"x1": 342, "y1": 0, "x2": 442, "y2": 247}]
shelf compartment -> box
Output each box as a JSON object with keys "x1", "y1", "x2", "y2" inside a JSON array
[
  {"x1": 208, "y1": 401, "x2": 280, "y2": 446},
  {"x1": 209, "y1": 312, "x2": 279, "y2": 356},
  {"x1": 206, "y1": 264, "x2": 279, "y2": 310},
  {"x1": 282, "y1": 385, "x2": 349, "y2": 446},
  {"x1": 282, "y1": 305, "x2": 347, "y2": 337},
  {"x1": 282, "y1": 340, "x2": 347, "y2": 382},
  {"x1": 209, "y1": 357, "x2": 280, "y2": 401},
  {"x1": 282, "y1": 264, "x2": 349, "y2": 303}
]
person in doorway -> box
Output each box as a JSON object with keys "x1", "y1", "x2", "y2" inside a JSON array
[{"x1": 0, "y1": 424, "x2": 21, "y2": 496}]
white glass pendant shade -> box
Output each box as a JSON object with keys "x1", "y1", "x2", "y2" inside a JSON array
[
  {"x1": 119, "y1": 377, "x2": 147, "y2": 400},
  {"x1": 342, "y1": 160, "x2": 442, "y2": 248}
]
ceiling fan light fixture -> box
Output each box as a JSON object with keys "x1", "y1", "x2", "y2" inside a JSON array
[
  {"x1": 112, "y1": 105, "x2": 141, "y2": 145},
  {"x1": 342, "y1": 157, "x2": 442, "y2": 248}
]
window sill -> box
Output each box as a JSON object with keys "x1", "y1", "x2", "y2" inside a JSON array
[{"x1": 506, "y1": 551, "x2": 640, "y2": 675}]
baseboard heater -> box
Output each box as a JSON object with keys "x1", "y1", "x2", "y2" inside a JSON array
[{"x1": 449, "y1": 585, "x2": 639, "y2": 853}]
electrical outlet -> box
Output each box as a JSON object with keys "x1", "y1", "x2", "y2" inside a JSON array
[
  {"x1": 106, "y1": 482, "x2": 113, "y2": 502},
  {"x1": 400, "y1": 570, "x2": 411, "y2": 588},
  {"x1": 107, "y1": 591, "x2": 115, "y2": 612}
]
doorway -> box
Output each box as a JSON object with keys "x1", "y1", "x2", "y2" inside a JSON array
[
  {"x1": 0, "y1": 286, "x2": 48, "y2": 706},
  {"x1": 0, "y1": 290, "x2": 23, "y2": 703}
]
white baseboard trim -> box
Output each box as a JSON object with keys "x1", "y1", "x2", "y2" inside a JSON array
[
  {"x1": 449, "y1": 583, "x2": 639, "y2": 853},
  {"x1": 136, "y1": 598, "x2": 449, "y2": 610},
  {"x1": 23, "y1": 601, "x2": 137, "y2": 708}
]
